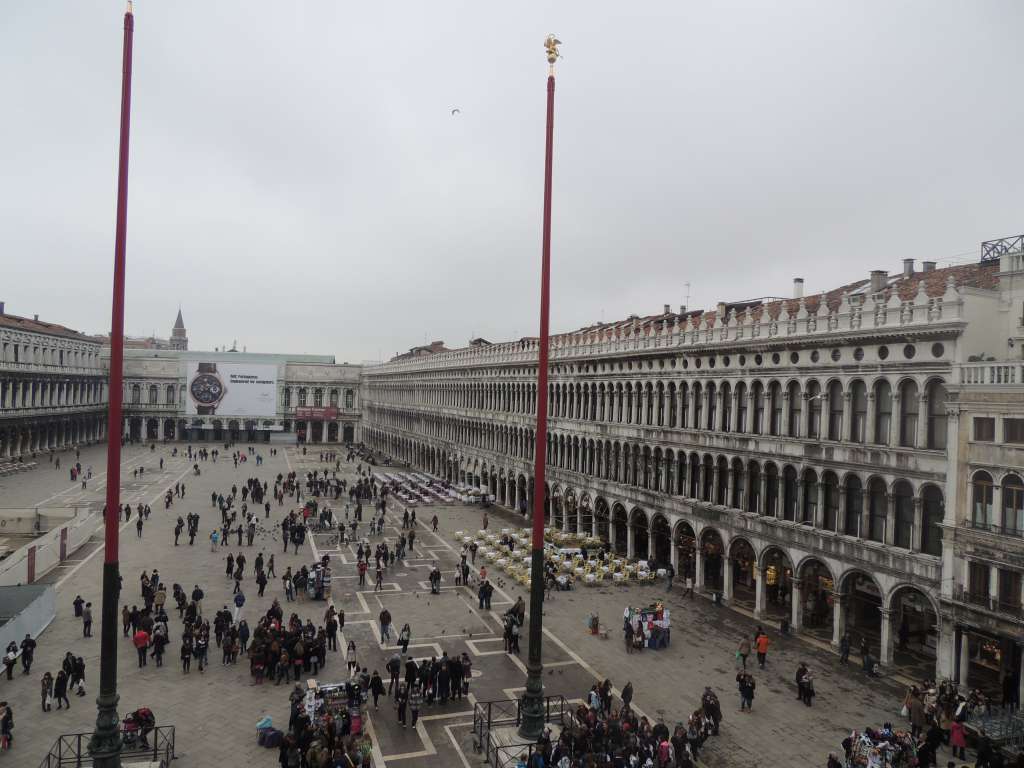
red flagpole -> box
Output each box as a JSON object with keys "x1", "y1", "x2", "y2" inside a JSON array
[
  {"x1": 519, "y1": 35, "x2": 560, "y2": 741},
  {"x1": 91, "y1": 4, "x2": 134, "y2": 763}
]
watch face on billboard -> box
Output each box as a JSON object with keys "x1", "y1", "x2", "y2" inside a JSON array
[{"x1": 185, "y1": 361, "x2": 277, "y2": 417}]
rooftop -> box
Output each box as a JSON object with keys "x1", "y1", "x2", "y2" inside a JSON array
[{"x1": 0, "y1": 308, "x2": 98, "y2": 343}]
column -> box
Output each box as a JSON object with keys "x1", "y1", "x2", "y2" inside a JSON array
[
  {"x1": 711, "y1": 464, "x2": 721, "y2": 505},
  {"x1": 1018, "y1": 646, "x2": 1024, "y2": 710},
  {"x1": 730, "y1": 390, "x2": 740, "y2": 432},
  {"x1": 723, "y1": 557, "x2": 734, "y2": 604},
  {"x1": 758, "y1": 473, "x2": 767, "y2": 515},
  {"x1": 794, "y1": 473, "x2": 804, "y2": 521},
  {"x1": 748, "y1": 392, "x2": 757, "y2": 433},
  {"x1": 879, "y1": 608, "x2": 894, "y2": 665},
  {"x1": 753, "y1": 566, "x2": 766, "y2": 619},
  {"x1": 695, "y1": 462, "x2": 704, "y2": 501},
  {"x1": 791, "y1": 579, "x2": 804, "y2": 633},
  {"x1": 910, "y1": 498, "x2": 923, "y2": 552},
  {"x1": 935, "y1": 617, "x2": 955, "y2": 681},
  {"x1": 958, "y1": 630, "x2": 970, "y2": 685},
  {"x1": 608, "y1": 518, "x2": 616, "y2": 552},
  {"x1": 831, "y1": 592, "x2": 847, "y2": 648},
  {"x1": 694, "y1": 547, "x2": 704, "y2": 591},
  {"x1": 626, "y1": 524, "x2": 635, "y2": 559},
  {"x1": 817, "y1": 394, "x2": 827, "y2": 440},
  {"x1": 837, "y1": 488, "x2": 847, "y2": 534},
  {"x1": 670, "y1": 538, "x2": 679, "y2": 574}
]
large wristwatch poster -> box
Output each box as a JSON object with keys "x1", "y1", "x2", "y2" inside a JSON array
[{"x1": 184, "y1": 361, "x2": 277, "y2": 417}]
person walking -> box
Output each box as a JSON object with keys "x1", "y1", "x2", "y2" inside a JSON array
[
  {"x1": 736, "y1": 637, "x2": 750, "y2": 671},
  {"x1": 19, "y1": 634, "x2": 36, "y2": 675},
  {"x1": 233, "y1": 590, "x2": 245, "y2": 623},
  {"x1": 755, "y1": 630, "x2": 770, "y2": 669},
  {"x1": 409, "y1": 682, "x2": 423, "y2": 728},
  {"x1": 839, "y1": 632, "x2": 850, "y2": 664},
  {"x1": 136, "y1": 516, "x2": 144, "y2": 538},
  {"x1": 737, "y1": 672, "x2": 755, "y2": 712},
  {"x1": 40, "y1": 672, "x2": 53, "y2": 712},
  {"x1": 949, "y1": 718, "x2": 967, "y2": 760},
  {"x1": 370, "y1": 670, "x2": 385, "y2": 710},
  {"x1": 395, "y1": 681, "x2": 409, "y2": 728},
  {"x1": 133, "y1": 627, "x2": 150, "y2": 668},
  {"x1": 346, "y1": 641, "x2": 358, "y2": 677},
  {"x1": 398, "y1": 623, "x2": 411, "y2": 655},
  {"x1": 53, "y1": 670, "x2": 70, "y2": 709}
]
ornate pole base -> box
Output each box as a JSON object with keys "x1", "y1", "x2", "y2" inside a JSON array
[
  {"x1": 89, "y1": 689, "x2": 122, "y2": 767},
  {"x1": 89, "y1": 561, "x2": 122, "y2": 767},
  {"x1": 518, "y1": 545, "x2": 547, "y2": 742}
]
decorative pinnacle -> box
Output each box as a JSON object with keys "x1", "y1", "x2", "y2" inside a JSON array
[
  {"x1": 544, "y1": 34, "x2": 562, "y2": 71},
  {"x1": 127, "y1": 0, "x2": 133, "y2": 13}
]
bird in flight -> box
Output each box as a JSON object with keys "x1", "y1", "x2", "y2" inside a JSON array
[{"x1": 451, "y1": 108, "x2": 461, "y2": 116}]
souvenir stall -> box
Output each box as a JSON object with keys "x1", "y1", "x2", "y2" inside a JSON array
[
  {"x1": 302, "y1": 679, "x2": 372, "y2": 753},
  {"x1": 306, "y1": 561, "x2": 332, "y2": 601},
  {"x1": 624, "y1": 602, "x2": 671, "y2": 650}
]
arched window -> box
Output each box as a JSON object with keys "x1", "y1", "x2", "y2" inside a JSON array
[
  {"x1": 801, "y1": 469, "x2": 818, "y2": 524},
  {"x1": 926, "y1": 380, "x2": 947, "y2": 449},
  {"x1": 874, "y1": 380, "x2": 892, "y2": 445},
  {"x1": 845, "y1": 476, "x2": 863, "y2": 536},
  {"x1": 166, "y1": 385, "x2": 175, "y2": 404},
  {"x1": 721, "y1": 382, "x2": 732, "y2": 432},
  {"x1": 765, "y1": 464, "x2": 779, "y2": 516},
  {"x1": 868, "y1": 478, "x2": 888, "y2": 542},
  {"x1": 298, "y1": 388, "x2": 308, "y2": 407},
  {"x1": 131, "y1": 384, "x2": 141, "y2": 404},
  {"x1": 753, "y1": 382, "x2": 765, "y2": 435},
  {"x1": 329, "y1": 389, "x2": 339, "y2": 407},
  {"x1": 822, "y1": 472, "x2": 839, "y2": 530},
  {"x1": 706, "y1": 383, "x2": 717, "y2": 430},
  {"x1": 345, "y1": 389, "x2": 354, "y2": 409},
  {"x1": 283, "y1": 388, "x2": 291, "y2": 407},
  {"x1": 782, "y1": 466, "x2": 798, "y2": 520},
  {"x1": 314, "y1": 388, "x2": 324, "y2": 407},
  {"x1": 850, "y1": 381, "x2": 867, "y2": 442},
  {"x1": 678, "y1": 384, "x2": 688, "y2": 428},
  {"x1": 735, "y1": 382, "x2": 747, "y2": 433},
  {"x1": 899, "y1": 380, "x2": 919, "y2": 447},
  {"x1": 769, "y1": 382, "x2": 782, "y2": 436},
  {"x1": 892, "y1": 480, "x2": 914, "y2": 548},
  {"x1": 693, "y1": 384, "x2": 703, "y2": 430},
  {"x1": 787, "y1": 381, "x2": 802, "y2": 437},
  {"x1": 827, "y1": 381, "x2": 843, "y2": 440},
  {"x1": 806, "y1": 381, "x2": 821, "y2": 439},
  {"x1": 1003, "y1": 475, "x2": 1024, "y2": 534},
  {"x1": 922, "y1": 486, "x2": 943, "y2": 556},
  {"x1": 971, "y1": 471, "x2": 994, "y2": 528},
  {"x1": 148, "y1": 385, "x2": 158, "y2": 405}
]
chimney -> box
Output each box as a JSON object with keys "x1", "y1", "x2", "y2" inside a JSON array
[
  {"x1": 679, "y1": 304, "x2": 686, "y2": 314},
  {"x1": 870, "y1": 270, "x2": 888, "y2": 293},
  {"x1": 33, "y1": 314, "x2": 39, "y2": 322},
  {"x1": 716, "y1": 302, "x2": 727, "y2": 318},
  {"x1": 663, "y1": 304, "x2": 670, "y2": 315},
  {"x1": 922, "y1": 261, "x2": 936, "y2": 272},
  {"x1": 902, "y1": 258, "x2": 914, "y2": 277},
  {"x1": 0, "y1": 302, "x2": 4, "y2": 315},
  {"x1": 793, "y1": 277, "x2": 804, "y2": 299}
]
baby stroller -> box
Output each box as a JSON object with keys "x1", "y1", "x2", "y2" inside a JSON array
[{"x1": 122, "y1": 707, "x2": 156, "y2": 749}]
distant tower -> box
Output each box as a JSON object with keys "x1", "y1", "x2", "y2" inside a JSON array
[{"x1": 170, "y1": 308, "x2": 188, "y2": 350}]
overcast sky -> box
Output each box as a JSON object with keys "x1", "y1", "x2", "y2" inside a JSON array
[{"x1": 3, "y1": 1, "x2": 1022, "y2": 363}]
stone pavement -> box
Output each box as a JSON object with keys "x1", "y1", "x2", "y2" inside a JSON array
[{"x1": 0, "y1": 444, "x2": 980, "y2": 768}]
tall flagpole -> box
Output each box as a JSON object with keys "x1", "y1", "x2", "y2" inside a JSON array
[
  {"x1": 519, "y1": 34, "x2": 560, "y2": 742},
  {"x1": 91, "y1": 3, "x2": 134, "y2": 765}
]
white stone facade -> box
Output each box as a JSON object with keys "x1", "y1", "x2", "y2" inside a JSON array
[
  {"x1": 0, "y1": 312, "x2": 107, "y2": 456},
  {"x1": 362, "y1": 250, "x2": 1024, "y2": 690}
]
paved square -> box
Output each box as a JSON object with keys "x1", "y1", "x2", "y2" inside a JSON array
[{"x1": 0, "y1": 443, "x2": 974, "y2": 767}]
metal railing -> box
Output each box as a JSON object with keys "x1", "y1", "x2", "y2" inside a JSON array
[
  {"x1": 952, "y1": 585, "x2": 1024, "y2": 620},
  {"x1": 982, "y1": 235, "x2": 1024, "y2": 262},
  {"x1": 472, "y1": 696, "x2": 570, "y2": 768},
  {"x1": 39, "y1": 725, "x2": 175, "y2": 768},
  {"x1": 963, "y1": 518, "x2": 1024, "y2": 538}
]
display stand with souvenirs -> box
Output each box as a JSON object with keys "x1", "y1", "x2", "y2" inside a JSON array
[
  {"x1": 623, "y1": 602, "x2": 671, "y2": 650},
  {"x1": 301, "y1": 678, "x2": 373, "y2": 760}
]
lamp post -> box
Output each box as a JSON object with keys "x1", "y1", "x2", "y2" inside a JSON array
[
  {"x1": 90, "y1": 3, "x2": 135, "y2": 765},
  {"x1": 518, "y1": 34, "x2": 561, "y2": 742}
]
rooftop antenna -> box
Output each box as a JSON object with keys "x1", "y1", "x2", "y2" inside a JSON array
[{"x1": 684, "y1": 282, "x2": 691, "y2": 310}]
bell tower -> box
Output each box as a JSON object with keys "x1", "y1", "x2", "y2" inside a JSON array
[{"x1": 170, "y1": 307, "x2": 188, "y2": 350}]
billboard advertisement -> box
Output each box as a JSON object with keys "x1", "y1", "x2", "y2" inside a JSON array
[{"x1": 184, "y1": 361, "x2": 277, "y2": 417}]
